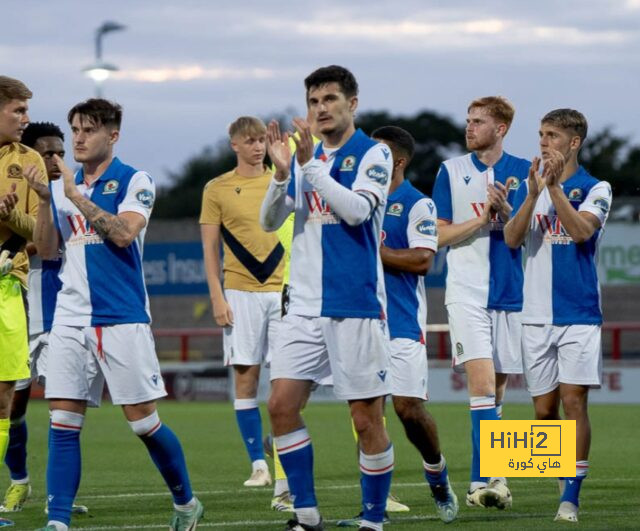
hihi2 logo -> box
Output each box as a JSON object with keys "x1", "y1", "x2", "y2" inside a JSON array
[{"x1": 480, "y1": 420, "x2": 576, "y2": 477}]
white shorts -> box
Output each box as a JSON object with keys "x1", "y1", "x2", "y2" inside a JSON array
[
  {"x1": 45, "y1": 323, "x2": 167, "y2": 407},
  {"x1": 270, "y1": 314, "x2": 391, "y2": 401},
  {"x1": 223, "y1": 289, "x2": 281, "y2": 367},
  {"x1": 389, "y1": 338, "x2": 428, "y2": 400},
  {"x1": 522, "y1": 324, "x2": 602, "y2": 397},
  {"x1": 448, "y1": 303, "x2": 522, "y2": 374},
  {"x1": 15, "y1": 332, "x2": 50, "y2": 391}
]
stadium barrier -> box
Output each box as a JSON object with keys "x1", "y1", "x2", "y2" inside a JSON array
[{"x1": 153, "y1": 322, "x2": 640, "y2": 361}]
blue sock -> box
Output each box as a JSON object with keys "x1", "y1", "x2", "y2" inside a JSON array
[
  {"x1": 275, "y1": 428, "x2": 316, "y2": 509},
  {"x1": 470, "y1": 396, "x2": 499, "y2": 484},
  {"x1": 360, "y1": 445, "x2": 394, "y2": 524},
  {"x1": 47, "y1": 410, "x2": 84, "y2": 526},
  {"x1": 5, "y1": 417, "x2": 28, "y2": 481},
  {"x1": 234, "y1": 399, "x2": 264, "y2": 462},
  {"x1": 424, "y1": 455, "x2": 449, "y2": 489},
  {"x1": 129, "y1": 413, "x2": 193, "y2": 505},
  {"x1": 561, "y1": 461, "x2": 588, "y2": 506}
]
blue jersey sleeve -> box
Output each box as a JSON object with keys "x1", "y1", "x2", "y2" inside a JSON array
[
  {"x1": 511, "y1": 179, "x2": 529, "y2": 216},
  {"x1": 432, "y1": 164, "x2": 452, "y2": 221},
  {"x1": 287, "y1": 158, "x2": 296, "y2": 199}
]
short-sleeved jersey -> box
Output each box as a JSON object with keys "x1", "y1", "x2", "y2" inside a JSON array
[
  {"x1": 383, "y1": 181, "x2": 438, "y2": 341},
  {"x1": 0, "y1": 142, "x2": 47, "y2": 286},
  {"x1": 512, "y1": 166, "x2": 612, "y2": 325},
  {"x1": 432, "y1": 151, "x2": 530, "y2": 310},
  {"x1": 52, "y1": 157, "x2": 154, "y2": 326},
  {"x1": 286, "y1": 129, "x2": 392, "y2": 318},
  {"x1": 200, "y1": 167, "x2": 283, "y2": 292},
  {"x1": 27, "y1": 253, "x2": 62, "y2": 335}
]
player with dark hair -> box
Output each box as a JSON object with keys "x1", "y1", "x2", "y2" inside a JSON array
[
  {"x1": 25, "y1": 98, "x2": 202, "y2": 531},
  {"x1": 261, "y1": 65, "x2": 394, "y2": 531},
  {"x1": 505, "y1": 109, "x2": 610, "y2": 523}
]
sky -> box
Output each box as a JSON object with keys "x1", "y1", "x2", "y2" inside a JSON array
[{"x1": 4, "y1": 0, "x2": 640, "y2": 187}]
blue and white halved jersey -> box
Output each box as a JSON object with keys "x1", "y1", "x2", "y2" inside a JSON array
[
  {"x1": 286, "y1": 129, "x2": 392, "y2": 318},
  {"x1": 383, "y1": 181, "x2": 438, "y2": 341},
  {"x1": 27, "y1": 254, "x2": 62, "y2": 335},
  {"x1": 51, "y1": 157, "x2": 155, "y2": 326},
  {"x1": 432, "y1": 151, "x2": 530, "y2": 310},
  {"x1": 512, "y1": 166, "x2": 612, "y2": 325}
]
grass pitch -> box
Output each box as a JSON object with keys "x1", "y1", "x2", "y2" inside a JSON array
[{"x1": 4, "y1": 401, "x2": 639, "y2": 530}]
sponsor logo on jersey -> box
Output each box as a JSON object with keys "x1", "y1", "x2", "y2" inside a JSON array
[
  {"x1": 568, "y1": 188, "x2": 582, "y2": 201},
  {"x1": 136, "y1": 189, "x2": 155, "y2": 208},
  {"x1": 7, "y1": 164, "x2": 22, "y2": 179},
  {"x1": 67, "y1": 214, "x2": 96, "y2": 237},
  {"x1": 463, "y1": 175, "x2": 471, "y2": 185},
  {"x1": 593, "y1": 197, "x2": 610, "y2": 214},
  {"x1": 304, "y1": 190, "x2": 339, "y2": 224},
  {"x1": 470, "y1": 202, "x2": 500, "y2": 226},
  {"x1": 535, "y1": 214, "x2": 573, "y2": 244},
  {"x1": 103, "y1": 179, "x2": 119, "y2": 194},
  {"x1": 366, "y1": 164, "x2": 389, "y2": 185},
  {"x1": 387, "y1": 202, "x2": 403, "y2": 216},
  {"x1": 416, "y1": 219, "x2": 437, "y2": 236},
  {"x1": 505, "y1": 176, "x2": 520, "y2": 191},
  {"x1": 340, "y1": 155, "x2": 356, "y2": 171}
]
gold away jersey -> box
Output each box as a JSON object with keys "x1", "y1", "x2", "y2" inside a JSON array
[{"x1": 200, "y1": 168, "x2": 283, "y2": 291}]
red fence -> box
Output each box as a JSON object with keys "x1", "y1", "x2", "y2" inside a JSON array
[{"x1": 154, "y1": 322, "x2": 640, "y2": 362}]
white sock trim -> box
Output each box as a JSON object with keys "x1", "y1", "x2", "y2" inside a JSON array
[
  {"x1": 234, "y1": 398, "x2": 258, "y2": 410},
  {"x1": 128, "y1": 411, "x2": 162, "y2": 437},
  {"x1": 50, "y1": 410, "x2": 84, "y2": 432}
]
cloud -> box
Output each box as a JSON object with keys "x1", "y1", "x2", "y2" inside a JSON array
[
  {"x1": 259, "y1": 14, "x2": 633, "y2": 50},
  {"x1": 112, "y1": 65, "x2": 283, "y2": 83}
]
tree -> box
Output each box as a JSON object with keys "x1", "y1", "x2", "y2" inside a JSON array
[
  {"x1": 153, "y1": 142, "x2": 236, "y2": 219},
  {"x1": 356, "y1": 110, "x2": 465, "y2": 195},
  {"x1": 153, "y1": 112, "x2": 640, "y2": 219},
  {"x1": 580, "y1": 128, "x2": 640, "y2": 196}
]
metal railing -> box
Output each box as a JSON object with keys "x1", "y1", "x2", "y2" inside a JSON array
[{"x1": 153, "y1": 323, "x2": 640, "y2": 362}]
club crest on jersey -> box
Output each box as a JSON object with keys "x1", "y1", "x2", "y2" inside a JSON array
[
  {"x1": 103, "y1": 179, "x2": 119, "y2": 194},
  {"x1": 416, "y1": 219, "x2": 437, "y2": 236},
  {"x1": 387, "y1": 202, "x2": 403, "y2": 216},
  {"x1": 136, "y1": 189, "x2": 155, "y2": 208},
  {"x1": 340, "y1": 155, "x2": 356, "y2": 171},
  {"x1": 568, "y1": 188, "x2": 583, "y2": 201},
  {"x1": 505, "y1": 176, "x2": 520, "y2": 191},
  {"x1": 593, "y1": 197, "x2": 610, "y2": 213},
  {"x1": 366, "y1": 164, "x2": 389, "y2": 185},
  {"x1": 7, "y1": 164, "x2": 22, "y2": 179},
  {"x1": 463, "y1": 175, "x2": 471, "y2": 185}
]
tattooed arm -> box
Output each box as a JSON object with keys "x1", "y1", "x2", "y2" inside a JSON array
[
  {"x1": 56, "y1": 155, "x2": 149, "y2": 248},
  {"x1": 67, "y1": 194, "x2": 146, "y2": 247}
]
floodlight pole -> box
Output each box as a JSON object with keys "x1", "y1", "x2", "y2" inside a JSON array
[{"x1": 83, "y1": 21, "x2": 126, "y2": 98}]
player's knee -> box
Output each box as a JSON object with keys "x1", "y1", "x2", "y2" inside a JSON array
[
  {"x1": 267, "y1": 392, "x2": 297, "y2": 423},
  {"x1": 393, "y1": 397, "x2": 423, "y2": 425},
  {"x1": 534, "y1": 405, "x2": 560, "y2": 420},
  {"x1": 351, "y1": 409, "x2": 381, "y2": 438},
  {"x1": 561, "y1": 393, "x2": 588, "y2": 417}
]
